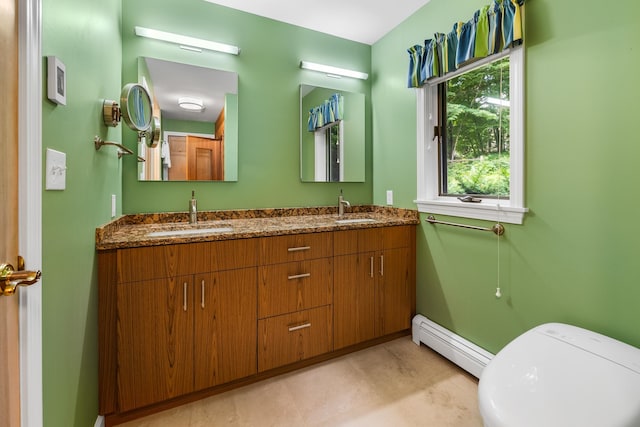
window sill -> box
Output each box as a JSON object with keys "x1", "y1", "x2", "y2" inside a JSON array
[{"x1": 415, "y1": 199, "x2": 528, "y2": 224}]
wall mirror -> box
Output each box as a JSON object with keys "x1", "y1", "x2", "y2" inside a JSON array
[
  {"x1": 137, "y1": 57, "x2": 238, "y2": 181},
  {"x1": 300, "y1": 85, "x2": 365, "y2": 182}
]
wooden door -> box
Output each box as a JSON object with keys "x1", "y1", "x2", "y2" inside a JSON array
[
  {"x1": 187, "y1": 136, "x2": 223, "y2": 181},
  {"x1": 167, "y1": 134, "x2": 187, "y2": 180},
  {"x1": 0, "y1": 0, "x2": 20, "y2": 424},
  {"x1": 333, "y1": 253, "x2": 376, "y2": 350},
  {"x1": 194, "y1": 268, "x2": 257, "y2": 391},
  {"x1": 117, "y1": 276, "x2": 195, "y2": 411}
]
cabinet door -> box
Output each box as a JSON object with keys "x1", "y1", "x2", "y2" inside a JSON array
[
  {"x1": 333, "y1": 253, "x2": 376, "y2": 350},
  {"x1": 117, "y1": 276, "x2": 194, "y2": 411},
  {"x1": 194, "y1": 268, "x2": 257, "y2": 391},
  {"x1": 376, "y1": 247, "x2": 413, "y2": 336}
]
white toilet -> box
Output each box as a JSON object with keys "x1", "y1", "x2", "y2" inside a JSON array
[{"x1": 478, "y1": 322, "x2": 640, "y2": 427}]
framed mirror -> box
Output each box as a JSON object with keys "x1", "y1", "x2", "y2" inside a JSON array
[
  {"x1": 137, "y1": 57, "x2": 238, "y2": 181},
  {"x1": 300, "y1": 85, "x2": 365, "y2": 182}
]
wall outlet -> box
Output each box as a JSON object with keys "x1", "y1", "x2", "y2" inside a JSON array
[
  {"x1": 111, "y1": 194, "x2": 116, "y2": 218},
  {"x1": 386, "y1": 190, "x2": 393, "y2": 205}
]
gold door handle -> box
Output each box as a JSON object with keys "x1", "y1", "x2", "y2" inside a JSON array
[{"x1": 1, "y1": 257, "x2": 41, "y2": 296}]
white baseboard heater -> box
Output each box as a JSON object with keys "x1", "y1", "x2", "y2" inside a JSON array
[{"x1": 412, "y1": 314, "x2": 493, "y2": 379}]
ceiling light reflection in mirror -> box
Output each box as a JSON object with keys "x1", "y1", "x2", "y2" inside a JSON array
[{"x1": 138, "y1": 57, "x2": 238, "y2": 182}]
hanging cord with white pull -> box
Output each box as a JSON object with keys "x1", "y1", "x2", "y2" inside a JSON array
[
  {"x1": 496, "y1": 205, "x2": 502, "y2": 298},
  {"x1": 495, "y1": 64, "x2": 505, "y2": 299}
]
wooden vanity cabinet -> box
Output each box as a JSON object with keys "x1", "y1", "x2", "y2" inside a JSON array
[
  {"x1": 257, "y1": 233, "x2": 333, "y2": 372},
  {"x1": 108, "y1": 239, "x2": 258, "y2": 412},
  {"x1": 99, "y1": 222, "x2": 416, "y2": 419},
  {"x1": 333, "y1": 225, "x2": 415, "y2": 350}
]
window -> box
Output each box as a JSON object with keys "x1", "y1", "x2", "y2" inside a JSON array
[
  {"x1": 313, "y1": 121, "x2": 343, "y2": 182},
  {"x1": 415, "y1": 47, "x2": 527, "y2": 224},
  {"x1": 440, "y1": 56, "x2": 510, "y2": 198}
]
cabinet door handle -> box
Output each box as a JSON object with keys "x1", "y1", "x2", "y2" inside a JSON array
[
  {"x1": 288, "y1": 322, "x2": 311, "y2": 332},
  {"x1": 370, "y1": 256, "x2": 374, "y2": 278},
  {"x1": 288, "y1": 246, "x2": 311, "y2": 252},
  {"x1": 288, "y1": 273, "x2": 311, "y2": 280},
  {"x1": 380, "y1": 254, "x2": 384, "y2": 276},
  {"x1": 183, "y1": 282, "x2": 188, "y2": 312},
  {"x1": 201, "y1": 279, "x2": 205, "y2": 309}
]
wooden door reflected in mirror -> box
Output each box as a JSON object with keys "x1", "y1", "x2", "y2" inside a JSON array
[{"x1": 167, "y1": 134, "x2": 224, "y2": 181}]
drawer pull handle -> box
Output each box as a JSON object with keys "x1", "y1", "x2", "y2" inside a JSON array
[
  {"x1": 288, "y1": 322, "x2": 311, "y2": 332},
  {"x1": 288, "y1": 246, "x2": 311, "y2": 252},
  {"x1": 288, "y1": 273, "x2": 311, "y2": 280},
  {"x1": 380, "y1": 254, "x2": 384, "y2": 276},
  {"x1": 183, "y1": 282, "x2": 188, "y2": 312},
  {"x1": 201, "y1": 279, "x2": 205, "y2": 309}
]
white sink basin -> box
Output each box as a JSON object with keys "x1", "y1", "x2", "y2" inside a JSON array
[
  {"x1": 335, "y1": 218, "x2": 376, "y2": 225},
  {"x1": 147, "y1": 227, "x2": 234, "y2": 238}
]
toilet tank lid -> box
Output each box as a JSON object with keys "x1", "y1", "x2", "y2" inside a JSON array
[{"x1": 535, "y1": 323, "x2": 640, "y2": 375}]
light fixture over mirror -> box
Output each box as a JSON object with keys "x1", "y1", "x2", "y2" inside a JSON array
[
  {"x1": 300, "y1": 84, "x2": 365, "y2": 182},
  {"x1": 134, "y1": 26, "x2": 240, "y2": 56},
  {"x1": 137, "y1": 57, "x2": 239, "y2": 182},
  {"x1": 300, "y1": 61, "x2": 368, "y2": 80}
]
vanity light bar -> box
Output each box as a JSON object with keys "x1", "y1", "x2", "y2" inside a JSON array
[
  {"x1": 300, "y1": 61, "x2": 368, "y2": 80},
  {"x1": 134, "y1": 26, "x2": 240, "y2": 56}
]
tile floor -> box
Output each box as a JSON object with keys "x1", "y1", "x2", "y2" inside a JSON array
[{"x1": 120, "y1": 337, "x2": 484, "y2": 427}]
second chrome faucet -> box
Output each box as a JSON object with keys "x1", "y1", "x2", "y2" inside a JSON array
[
  {"x1": 338, "y1": 190, "x2": 350, "y2": 217},
  {"x1": 189, "y1": 190, "x2": 197, "y2": 224}
]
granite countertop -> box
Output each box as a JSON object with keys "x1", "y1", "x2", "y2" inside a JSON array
[{"x1": 95, "y1": 205, "x2": 420, "y2": 250}]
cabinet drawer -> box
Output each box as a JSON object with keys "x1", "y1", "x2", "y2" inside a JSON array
[
  {"x1": 258, "y1": 306, "x2": 332, "y2": 372},
  {"x1": 211, "y1": 238, "x2": 258, "y2": 270},
  {"x1": 334, "y1": 226, "x2": 414, "y2": 256},
  {"x1": 259, "y1": 233, "x2": 332, "y2": 265},
  {"x1": 117, "y1": 242, "x2": 210, "y2": 283},
  {"x1": 258, "y1": 258, "x2": 332, "y2": 318},
  {"x1": 334, "y1": 228, "x2": 381, "y2": 256},
  {"x1": 382, "y1": 225, "x2": 413, "y2": 250}
]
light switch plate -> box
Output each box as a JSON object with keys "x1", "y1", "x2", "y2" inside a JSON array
[
  {"x1": 46, "y1": 148, "x2": 66, "y2": 190},
  {"x1": 386, "y1": 190, "x2": 393, "y2": 205}
]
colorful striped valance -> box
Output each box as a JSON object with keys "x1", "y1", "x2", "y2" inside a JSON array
[
  {"x1": 407, "y1": 0, "x2": 525, "y2": 88},
  {"x1": 307, "y1": 93, "x2": 344, "y2": 132}
]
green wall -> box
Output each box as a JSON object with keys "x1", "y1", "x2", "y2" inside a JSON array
[
  {"x1": 41, "y1": 0, "x2": 122, "y2": 425},
  {"x1": 372, "y1": 0, "x2": 640, "y2": 353},
  {"x1": 162, "y1": 117, "x2": 215, "y2": 135},
  {"x1": 121, "y1": 0, "x2": 372, "y2": 213}
]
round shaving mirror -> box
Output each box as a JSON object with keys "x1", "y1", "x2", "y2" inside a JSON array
[
  {"x1": 146, "y1": 116, "x2": 161, "y2": 148},
  {"x1": 120, "y1": 83, "x2": 153, "y2": 132}
]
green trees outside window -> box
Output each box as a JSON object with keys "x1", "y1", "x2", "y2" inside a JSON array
[{"x1": 440, "y1": 56, "x2": 510, "y2": 197}]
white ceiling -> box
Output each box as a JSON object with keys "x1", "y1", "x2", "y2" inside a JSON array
[
  {"x1": 202, "y1": 0, "x2": 431, "y2": 45},
  {"x1": 144, "y1": 57, "x2": 237, "y2": 123}
]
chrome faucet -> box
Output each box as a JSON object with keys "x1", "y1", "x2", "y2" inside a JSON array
[
  {"x1": 338, "y1": 190, "x2": 351, "y2": 217},
  {"x1": 189, "y1": 190, "x2": 197, "y2": 224}
]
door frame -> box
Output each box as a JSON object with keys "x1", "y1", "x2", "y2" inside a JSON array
[{"x1": 18, "y1": 0, "x2": 43, "y2": 425}]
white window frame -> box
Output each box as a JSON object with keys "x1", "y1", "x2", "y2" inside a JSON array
[
  {"x1": 313, "y1": 121, "x2": 344, "y2": 182},
  {"x1": 415, "y1": 46, "x2": 528, "y2": 224}
]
